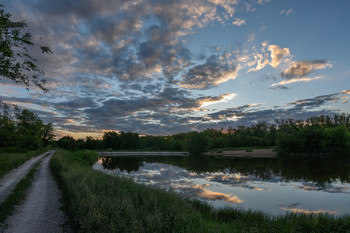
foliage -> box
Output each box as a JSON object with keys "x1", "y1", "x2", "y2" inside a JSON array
[
  {"x1": 0, "y1": 102, "x2": 55, "y2": 151},
  {"x1": 276, "y1": 114, "x2": 350, "y2": 157},
  {"x1": 186, "y1": 131, "x2": 209, "y2": 155},
  {"x1": 0, "y1": 4, "x2": 52, "y2": 92},
  {"x1": 57, "y1": 136, "x2": 78, "y2": 151},
  {"x1": 0, "y1": 148, "x2": 47, "y2": 178},
  {"x1": 56, "y1": 114, "x2": 350, "y2": 157}
]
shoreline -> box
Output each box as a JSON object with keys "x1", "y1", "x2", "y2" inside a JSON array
[
  {"x1": 204, "y1": 149, "x2": 276, "y2": 158},
  {"x1": 97, "y1": 149, "x2": 276, "y2": 158},
  {"x1": 97, "y1": 151, "x2": 189, "y2": 156}
]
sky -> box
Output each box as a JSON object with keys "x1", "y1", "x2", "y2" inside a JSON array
[{"x1": 1, "y1": 0, "x2": 350, "y2": 138}]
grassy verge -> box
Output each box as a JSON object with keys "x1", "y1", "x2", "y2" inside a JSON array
[
  {"x1": 0, "y1": 148, "x2": 48, "y2": 179},
  {"x1": 0, "y1": 163, "x2": 39, "y2": 225},
  {"x1": 51, "y1": 149, "x2": 350, "y2": 233}
]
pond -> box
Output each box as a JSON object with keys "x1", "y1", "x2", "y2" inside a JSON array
[{"x1": 92, "y1": 155, "x2": 350, "y2": 216}]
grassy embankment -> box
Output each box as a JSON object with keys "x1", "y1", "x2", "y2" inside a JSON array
[
  {"x1": 51, "y1": 149, "x2": 350, "y2": 233},
  {"x1": 0, "y1": 163, "x2": 39, "y2": 225},
  {"x1": 0, "y1": 148, "x2": 48, "y2": 179}
]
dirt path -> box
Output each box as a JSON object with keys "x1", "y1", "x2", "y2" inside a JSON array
[
  {"x1": 2, "y1": 152, "x2": 72, "y2": 233},
  {"x1": 0, "y1": 151, "x2": 51, "y2": 203}
]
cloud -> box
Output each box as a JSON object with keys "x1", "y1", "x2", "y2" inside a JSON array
[
  {"x1": 271, "y1": 76, "x2": 324, "y2": 87},
  {"x1": 200, "y1": 93, "x2": 237, "y2": 107},
  {"x1": 197, "y1": 189, "x2": 243, "y2": 203},
  {"x1": 232, "y1": 18, "x2": 246, "y2": 26},
  {"x1": 248, "y1": 43, "x2": 291, "y2": 72},
  {"x1": 282, "y1": 208, "x2": 336, "y2": 215},
  {"x1": 280, "y1": 8, "x2": 293, "y2": 16},
  {"x1": 257, "y1": 0, "x2": 271, "y2": 5},
  {"x1": 286, "y1": 93, "x2": 342, "y2": 110},
  {"x1": 3, "y1": 0, "x2": 345, "y2": 137},
  {"x1": 2, "y1": 90, "x2": 346, "y2": 136},
  {"x1": 245, "y1": 3, "x2": 256, "y2": 12},
  {"x1": 268, "y1": 45, "x2": 291, "y2": 68},
  {"x1": 181, "y1": 56, "x2": 239, "y2": 89},
  {"x1": 281, "y1": 60, "x2": 332, "y2": 79},
  {"x1": 204, "y1": 91, "x2": 346, "y2": 129}
]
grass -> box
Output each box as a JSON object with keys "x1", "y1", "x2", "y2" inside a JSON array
[
  {"x1": 0, "y1": 162, "x2": 39, "y2": 225},
  {"x1": 0, "y1": 148, "x2": 48, "y2": 179},
  {"x1": 51, "y1": 149, "x2": 350, "y2": 233}
]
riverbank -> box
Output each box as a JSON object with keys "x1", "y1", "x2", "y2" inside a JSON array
[
  {"x1": 51, "y1": 149, "x2": 350, "y2": 232},
  {"x1": 97, "y1": 149, "x2": 275, "y2": 158},
  {"x1": 97, "y1": 151, "x2": 189, "y2": 156},
  {"x1": 205, "y1": 149, "x2": 276, "y2": 158}
]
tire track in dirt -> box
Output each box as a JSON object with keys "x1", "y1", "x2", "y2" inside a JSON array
[
  {"x1": 2, "y1": 152, "x2": 72, "y2": 233},
  {"x1": 0, "y1": 151, "x2": 50, "y2": 203}
]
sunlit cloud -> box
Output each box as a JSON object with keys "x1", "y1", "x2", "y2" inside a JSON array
[
  {"x1": 247, "y1": 53, "x2": 269, "y2": 72},
  {"x1": 281, "y1": 60, "x2": 332, "y2": 79},
  {"x1": 282, "y1": 208, "x2": 337, "y2": 215},
  {"x1": 200, "y1": 93, "x2": 237, "y2": 107},
  {"x1": 268, "y1": 45, "x2": 291, "y2": 68},
  {"x1": 247, "y1": 43, "x2": 291, "y2": 72},
  {"x1": 271, "y1": 76, "x2": 324, "y2": 87},
  {"x1": 198, "y1": 189, "x2": 243, "y2": 203},
  {"x1": 2, "y1": 0, "x2": 347, "y2": 137},
  {"x1": 232, "y1": 18, "x2": 246, "y2": 26}
]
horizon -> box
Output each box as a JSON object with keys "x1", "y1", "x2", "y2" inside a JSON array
[{"x1": 1, "y1": 0, "x2": 350, "y2": 138}]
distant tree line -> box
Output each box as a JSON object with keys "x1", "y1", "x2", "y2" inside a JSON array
[
  {"x1": 57, "y1": 113, "x2": 350, "y2": 157},
  {"x1": 0, "y1": 102, "x2": 55, "y2": 151},
  {"x1": 276, "y1": 114, "x2": 350, "y2": 156}
]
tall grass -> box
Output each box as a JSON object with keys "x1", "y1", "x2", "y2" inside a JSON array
[
  {"x1": 51, "y1": 150, "x2": 350, "y2": 233},
  {"x1": 0, "y1": 148, "x2": 48, "y2": 179}
]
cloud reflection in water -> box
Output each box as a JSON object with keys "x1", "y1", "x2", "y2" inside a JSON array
[{"x1": 93, "y1": 158, "x2": 350, "y2": 216}]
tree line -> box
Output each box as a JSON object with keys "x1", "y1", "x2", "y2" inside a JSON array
[
  {"x1": 57, "y1": 113, "x2": 350, "y2": 157},
  {"x1": 0, "y1": 102, "x2": 54, "y2": 151}
]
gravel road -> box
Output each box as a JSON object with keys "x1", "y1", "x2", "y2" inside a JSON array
[
  {"x1": 2, "y1": 152, "x2": 73, "y2": 233},
  {"x1": 0, "y1": 151, "x2": 50, "y2": 203}
]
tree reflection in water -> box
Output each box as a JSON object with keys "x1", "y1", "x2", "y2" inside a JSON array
[{"x1": 100, "y1": 156, "x2": 350, "y2": 187}]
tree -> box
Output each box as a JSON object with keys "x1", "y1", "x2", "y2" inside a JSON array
[
  {"x1": 57, "y1": 136, "x2": 77, "y2": 151},
  {"x1": 15, "y1": 108, "x2": 44, "y2": 149},
  {"x1": 0, "y1": 4, "x2": 52, "y2": 92},
  {"x1": 103, "y1": 131, "x2": 120, "y2": 149},
  {"x1": 186, "y1": 131, "x2": 208, "y2": 155},
  {"x1": 41, "y1": 123, "x2": 55, "y2": 147}
]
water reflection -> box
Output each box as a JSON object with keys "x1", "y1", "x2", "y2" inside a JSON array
[
  {"x1": 99, "y1": 156, "x2": 350, "y2": 186},
  {"x1": 93, "y1": 156, "x2": 350, "y2": 216},
  {"x1": 282, "y1": 208, "x2": 337, "y2": 215}
]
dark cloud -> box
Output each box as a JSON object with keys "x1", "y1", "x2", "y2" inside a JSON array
[
  {"x1": 3, "y1": 0, "x2": 345, "y2": 136},
  {"x1": 1, "y1": 89, "x2": 346, "y2": 135},
  {"x1": 203, "y1": 92, "x2": 346, "y2": 129},
  {"x1": 181, "y1": 56, "x2": 238, "y2": 89},
  {"x1": 269, "y1": 85, "x2": 289, "y2": 90},
  {"x1": 286, "y1": 93, "x2": 342, "y2": 110},
  {"x1": 89, "y1": 14, "x2": 142, "y2": 45}
]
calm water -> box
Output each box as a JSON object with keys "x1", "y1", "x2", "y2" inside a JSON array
[{"x1": 93, "y1": 155, "x2": 350, "y2": 216}]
